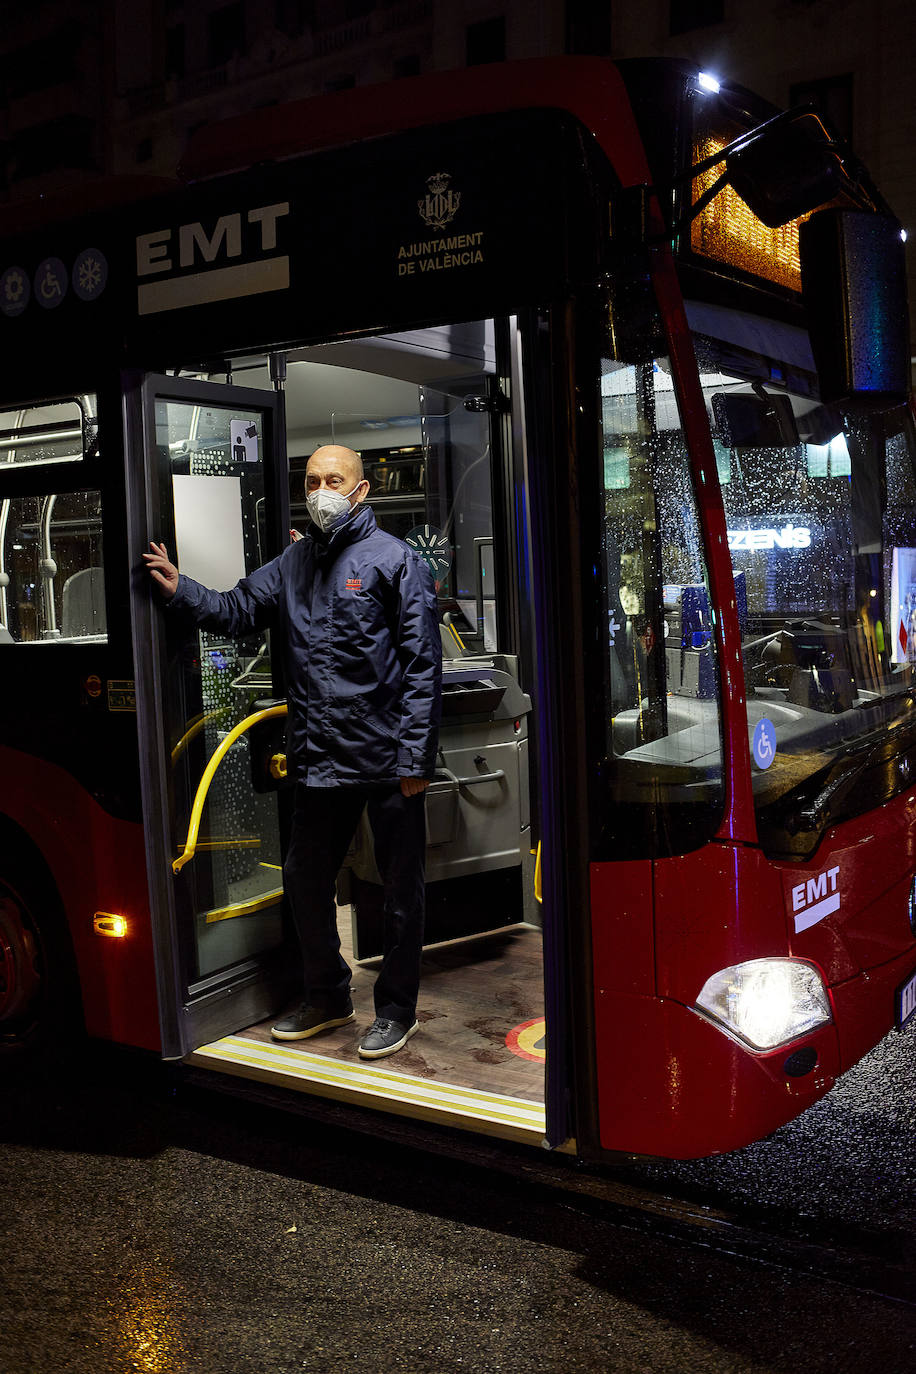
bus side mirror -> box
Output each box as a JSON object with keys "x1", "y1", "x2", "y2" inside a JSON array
[
  {"x1": 712, "y1": 391, "x2": 798, "y2": 449},
  {"x1": 800, "y1": 209, "x2": 910, "y2": 409},
  {"x1": 726, "y1": 113, "x2": 848, "y2": 227}
]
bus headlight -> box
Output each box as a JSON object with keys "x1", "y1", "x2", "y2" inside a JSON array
[{"x1": 694, "y1": 958, "x2": 832, "y2": 1051}]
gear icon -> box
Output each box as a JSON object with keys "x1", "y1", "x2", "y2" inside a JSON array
[
  {"x1": 4, "y1": 271, "x2": 24, "y2": 303},
  {"x1": 0, "y1": 266, "x2": 29, "y2": 315}
]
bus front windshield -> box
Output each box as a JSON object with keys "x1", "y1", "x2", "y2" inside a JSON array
[
  {"x1": 693, "y1": 311, "x2": 916, "y2": 854},
  {"x1": 593, "y1": 341, "x2": 725, "y2": 862}
]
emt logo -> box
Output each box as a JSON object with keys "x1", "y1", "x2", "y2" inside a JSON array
[
  {"x1": 135, "y1": 202, "x2": 290, "y2": 316},
  {"x1": 791, "y1": 865, "x2": 840, "y2": 933}
]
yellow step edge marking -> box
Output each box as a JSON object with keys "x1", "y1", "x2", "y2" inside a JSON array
[
  {"x1": 195, "y1": 1038, "x2": 544, "y2": 1123},
  {"x1": 188, "y1": 1053, "x2": 547, "y2": 1146},
  {"x1": 192, "y1": 1035, "x2": 545, "y2": 1128},
  {"x1": 207, "y1": 1034, "x2": 544, "y2": 1110},
  {"x1": 189, "y1": 1051, "x2": 544, "y2": 1133}
]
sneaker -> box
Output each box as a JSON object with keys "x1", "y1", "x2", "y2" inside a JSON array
[
  {"x1": 358, "y1": 1017, "x2": 419, "y2": 1059},
  {"x1": 271, "y1": 1001, "x2": 355, "y2": 1041}
]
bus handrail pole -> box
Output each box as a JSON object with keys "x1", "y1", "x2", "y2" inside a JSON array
[
  {"x1": 0, "y1": 498, "x2": 9, "y2": 630},
  {"x1": 0, "y1": 410, "x2": 27, "y2": 630},
  {"x1": 172, "y1": 702, "x2": 288, "y2": 874},
  {"x1": 39, "y1": 494, "x2": 59, "y2": 637}
]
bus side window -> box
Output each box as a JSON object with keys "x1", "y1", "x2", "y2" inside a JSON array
[{"x1": 0, "y1": 490, "x2": 106, "y2": 643}]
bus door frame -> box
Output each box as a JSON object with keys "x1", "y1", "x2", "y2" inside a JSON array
[
  {"x1": 124, "y1": 370, "x2": 295, "y2": 1059},
  {"x1": 453, "y1": 312, "x2": 578, "y2": 1152},
  {"x1": 509, "y1": 304, "x2": 595, "y2": 1153}
]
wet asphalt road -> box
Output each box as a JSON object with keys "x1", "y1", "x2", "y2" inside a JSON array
[{"x1": 0, "y1": 1023, "x2": 914, "y2": 1374}]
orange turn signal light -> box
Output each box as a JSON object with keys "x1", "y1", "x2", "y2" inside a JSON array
[{"x1": 93, "y1": 912, "x2": 128, "y2": 938}]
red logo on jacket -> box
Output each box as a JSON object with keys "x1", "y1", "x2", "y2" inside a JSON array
[{"x1": 345, "y1": 577, "x2": 362, "y2": 591}]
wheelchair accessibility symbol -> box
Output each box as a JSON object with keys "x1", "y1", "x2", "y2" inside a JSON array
[
  {"x1": 752, "y1": 717, "x2": 777, "y2": 770},
  {"x1": 35, "y1": 257, "x2": 68, "y2": 309}
]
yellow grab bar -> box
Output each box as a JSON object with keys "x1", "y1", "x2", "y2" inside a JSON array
[
  {"x1": 172, "y1": 703, "x2": 288, "y2": 874},
  {"x1": 204, "y1": 885, "x2": 284, "y2": 924},
  {"x1": 170, "y1": 707, "x2": 230, "y2": 766},
  {"x1": 534, "y1": 840, "x2": 542, "y2": 904}
]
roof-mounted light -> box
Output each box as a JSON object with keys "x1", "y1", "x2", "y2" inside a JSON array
[{"x1": 697, "y1": 72, "x2": 721, "y2": 95}]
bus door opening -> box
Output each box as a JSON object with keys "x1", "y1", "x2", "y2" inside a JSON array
[
  {"x1": 281, "y1": 325, "x2": 539, "y2": 939},
  {"x1": 222, "y1": 320, "x2": 545, "y2": 1108}
]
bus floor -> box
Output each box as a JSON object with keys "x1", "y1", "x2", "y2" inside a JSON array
[{"x1": 236, "y1": 911, "x2": 546, "y2": 1105}]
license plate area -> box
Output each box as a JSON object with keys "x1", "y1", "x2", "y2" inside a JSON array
[{"x1": 895, "y1": 967, "x2": 916, "y2": 1029}]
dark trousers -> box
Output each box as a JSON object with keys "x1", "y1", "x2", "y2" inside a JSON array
[{"x1": 282, "y1": 783, "x2": 427, "y2": 1025}]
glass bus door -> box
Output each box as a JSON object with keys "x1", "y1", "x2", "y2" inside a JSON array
[{"x1": 127, "y1": 373, "x2": 297, "y2": 1057}]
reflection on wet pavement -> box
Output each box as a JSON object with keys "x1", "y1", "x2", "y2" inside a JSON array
[{"x1": 0, "y1": 1024, "x2": 914, "y2": 1373}]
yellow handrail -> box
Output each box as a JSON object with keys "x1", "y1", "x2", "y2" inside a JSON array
[
  {"x1": 170, "y1": 707, "x2": 230, "y2": 766},
  {"x1": 172, "y1": 703, "x2": 288, "y2": 874},
  {"x1": 534, "y1": 840, "x2": 542, "y2": 905},
  {"x1": 204, "y1": 885, "x2": 285, "y2": 924}
]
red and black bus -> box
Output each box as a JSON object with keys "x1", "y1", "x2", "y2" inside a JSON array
[{"x1": 1, "y1": 56, "x2": 913, "y2": 1160}]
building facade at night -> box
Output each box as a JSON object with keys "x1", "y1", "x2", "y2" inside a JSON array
[{"x1": 0, "y1": 0, "x2": 912, "y2": 366}]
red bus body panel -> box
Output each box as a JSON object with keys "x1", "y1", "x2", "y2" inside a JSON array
[
  {"x1": 783, "y1": 792, "x2": 916, "y2": 979},
  {"x1": 0, "y1": 746, "x2": 160, "y2": 1052},
  {"x1": 592, "y1": 984, "x2": 840, "y2": 1158},
  {"x1": 591, "y1": 789, "x2": 916, "y2": 1157}
]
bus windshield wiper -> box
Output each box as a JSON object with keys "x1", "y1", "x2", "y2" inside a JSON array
[
  {"x1": 792, "y1": 737, "x2": 899, "y2": 832},
  {"x1": 794, "y1": 757, "x2": 870, "y2": 832},
  {"x1": 790, "y1": 710, "x2": 916, "y2": 833}
]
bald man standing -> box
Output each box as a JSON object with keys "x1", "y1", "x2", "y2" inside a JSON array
[{"x1": 144, "y1": 444, "x2": 442, "y2": 1059}]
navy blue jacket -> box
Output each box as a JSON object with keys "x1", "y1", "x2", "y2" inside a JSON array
[{"x1": 168, "y1": 503, "x2": 442, "y2": 786}]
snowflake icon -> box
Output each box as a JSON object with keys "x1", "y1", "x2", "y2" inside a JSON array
[
  {"x1": 78, "y1": 255, "x2": 102, "y2": 294},
  {"x1": 72, "y1": 247, "x2": 108, "y2": 301}
]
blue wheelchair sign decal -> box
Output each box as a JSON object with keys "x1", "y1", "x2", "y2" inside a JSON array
[{"x1": 752, "y1": 718, "x2": 777, "y2": 769}]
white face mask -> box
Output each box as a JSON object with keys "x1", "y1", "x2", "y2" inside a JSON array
[{"x1": 305, "y1": 481, "x2": 363, "y2": 534}]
